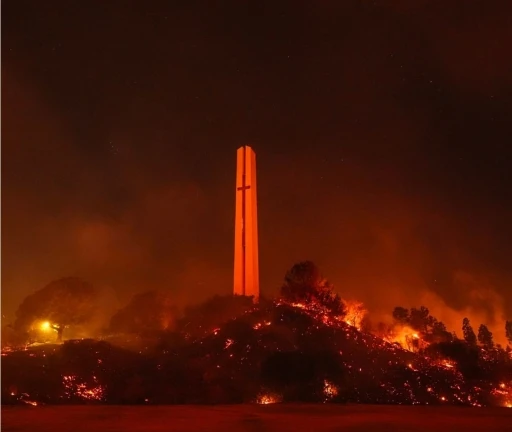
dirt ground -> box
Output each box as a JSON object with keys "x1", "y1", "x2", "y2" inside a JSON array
[{"x1": 2, "y1": 404, "x2": 511, "y2": 432}]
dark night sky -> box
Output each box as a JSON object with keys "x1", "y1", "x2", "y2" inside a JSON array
[{"x1": 2, "y1": 1, "x2": 512, "y2": 339}]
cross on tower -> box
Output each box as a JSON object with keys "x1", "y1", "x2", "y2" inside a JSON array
[
  {"x1": 237, "y1": 165, "x2": 251, "y2": 294},
  {"x1": 233, "y1": 145, "x2": 259, "y2": 301}
]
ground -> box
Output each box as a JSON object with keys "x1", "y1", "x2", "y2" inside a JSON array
[{"x1": 2, "y1": 405, "x2": 511, "y2": 432}]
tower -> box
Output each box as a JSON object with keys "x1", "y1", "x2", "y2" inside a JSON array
[{"x1": 233, "y1": 145, "x2": 259, "y2": 301}]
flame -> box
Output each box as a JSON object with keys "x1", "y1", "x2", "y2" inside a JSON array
[
  {"x1": 384, "y1": 326, "x2": 425, "y2": 352},
  {"x1": 256, "y1": 393, "x2": 281, "y2": 404},
  {"x1": 343, "y1": 300, "x2": 367, "y2": 330}
]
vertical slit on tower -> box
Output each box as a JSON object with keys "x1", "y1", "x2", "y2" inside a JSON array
[{"x1": 241, "y1": 146, "x2": 246, "y2": 296}]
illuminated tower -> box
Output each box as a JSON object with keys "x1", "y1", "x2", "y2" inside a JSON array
[{"x1": 233, "y1": 145, "x2": 259, "y2": 301}]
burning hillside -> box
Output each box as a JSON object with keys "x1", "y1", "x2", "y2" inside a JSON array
[
  {"x1": 2, "y1": 261, "x2": 512, "y2": 407},
  {"x1": 2, "y1": 299, "x2": 511, "y2": 407}
]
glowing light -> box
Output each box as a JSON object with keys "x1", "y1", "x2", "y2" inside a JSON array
[{"x1": 40, "y1": 321, "x2": 51, "y2": 332}]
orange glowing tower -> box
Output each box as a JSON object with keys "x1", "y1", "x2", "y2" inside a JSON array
[{"x1": 233, "y1": 145, "x2": 259, "y2": 301}]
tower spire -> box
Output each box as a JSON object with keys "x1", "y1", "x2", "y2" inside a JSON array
[{"x1": 233, "y1": 146, "x2": 259, "y2": 301}]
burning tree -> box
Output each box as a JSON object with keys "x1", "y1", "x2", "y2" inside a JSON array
[
  {"x1": 462, "y1": 318, "x2": 477, "y2": 345},
  {"x1": 477, "y1": 324, "x2": 494, "y2": 349},
  {"x1": 109, "y1": 290, "x2": 177, "y2": 335},
  {"x1": 391, "y1": 305, "x2": 451, "y2": 343},
  {"x1": 343, "y1": 300, "x2": 367, "y2": 330},
  {"x1": 14, "y1": 277, "x2": 98, "y2": 342},
  {"x1": 280, "y1": 261, "x2": 345, "y2": 316}
]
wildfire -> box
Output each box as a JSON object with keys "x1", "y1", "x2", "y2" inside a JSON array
[
  {"x1": 343, "y1": 300, "x2": 367, "y2": 330},
  {"x1": 443, "y1": 361, "x2": 454, "y2": 368},
  {"x1": 323, "y1": 380, "x2": 339, "y2": 400},
  {"x1": 384, "y1": 326, "x2": 425, "y2": 352},
  {"x1": 253, "y1": 321, "x2": 271, "y2": 330},
  {"x1": 256, "y1": 393, "x2": 281, "y2": 404},
  {"x1": 62, "y1": 375, "x2": 105, "y2": 401},
  {"x1": 434, "y1": 359, "x2": 456, "y2": 370},
  {"x1": 3, "y1": 292, "x2": 510, "y2": 409}
]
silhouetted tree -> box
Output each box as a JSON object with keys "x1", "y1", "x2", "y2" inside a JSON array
[
  {"x1": 14, "y1": 277, "x2": 98, "y2": 342},
  {"x1": 506, "y1": 320, "x2": 512, "y2": 345},
  {"x1": 427, "y1": 319, "x2": 453, "y2": 343},
  {"x1": 425, "y1": 340, "x2": 482, "y2": 380},
  {"x1": 392, "y1": 306, "x2": 451, "y2": 342},
  {"x1": 477, "y1": 324, "x2": 494, "y2": 348},
  {"x1": 280, "y1": 261, "x2": 345, "y2": 316},
  {"x1": 392, "y1": 307, "x2": 409, "y2": 324},
  {"x1": 462, "y1": 318, "x2": 477, "y2": 345},
  {"x1": 109, "y1": 290, "x2": 177, "y2": 335},
  {"x1": 409, "y1": 306, "x2": 430, "y2": 333}
]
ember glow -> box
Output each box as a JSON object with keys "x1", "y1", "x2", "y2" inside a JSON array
[
  {"x1": 323, "y1": 380, "x2": 339, "y2": 400},
  {"x1": 62, "y1": 375, "x2": 105, "y2": 401},
  {"x1": 257, "y1": 393, "x2": 281, "y2": 405},
  {"x1": 2, "y1": 292, "x2": 511, "y2": 407}
]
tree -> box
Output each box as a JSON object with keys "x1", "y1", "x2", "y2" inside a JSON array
[
  {"x1": 280, "y1": 261, "x2": 345, "y2": 316},
  {"x1": 462, "y1": 318, "x2": 477, "y2": 345},
  {"x1": 14, "y1": 277, "x2": 98, "y2": 342},
  {"x1": 506, "y1": 320, "x2": 512, "y2": 345},
  {"x1": 428, "y1": 320, "x2": 453, "y2": 343},
  {"x1": 109, "y1": 290, "x2": 177, "y2": 335},
  {"x1": 392, "y1": 307, "x2": 409, "y2": 325},
  {"x1": 409, "y1": 306, "x2": 430, "y2": 333},
  {"x1": 477, "y1": 324, "x2": 494, "y2": 348}
]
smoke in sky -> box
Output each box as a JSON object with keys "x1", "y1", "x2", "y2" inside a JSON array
[{"x1": 2, "y1": 1, "x2": 511, "y2": 343}]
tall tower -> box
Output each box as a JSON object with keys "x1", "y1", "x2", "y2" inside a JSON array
[{"x1": 233, "y1": 145, "x2": 259, "y2": 301}]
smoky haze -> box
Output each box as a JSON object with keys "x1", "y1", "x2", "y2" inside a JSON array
[{"x1": 2, "y1": 1, "x2": 512, "y2": 343}]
